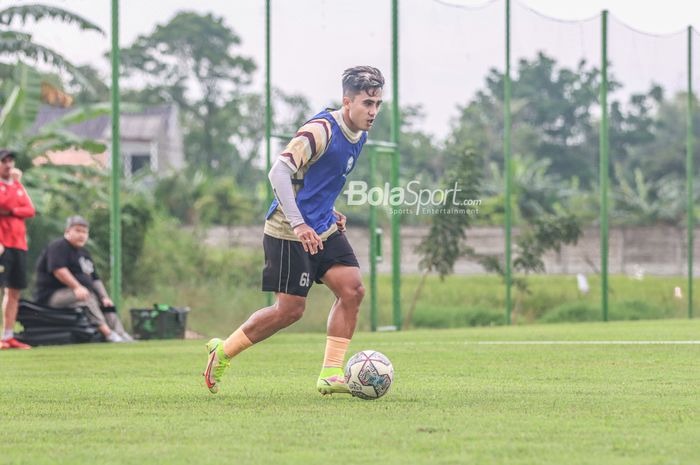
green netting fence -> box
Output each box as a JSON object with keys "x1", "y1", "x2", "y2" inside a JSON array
[{"x1": 106, "y1": 0, "x2": 699, "y2": 328}]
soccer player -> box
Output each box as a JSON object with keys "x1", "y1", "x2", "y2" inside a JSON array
[
  {"x1": 0, "y1": 149, "x2": 35, "y2": 350},
  {"x1": 203, "y1": 66, "x2": 384, "y2": 395}
]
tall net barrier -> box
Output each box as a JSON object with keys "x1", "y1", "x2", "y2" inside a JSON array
[
  {"x1": 396, "y1": 0, "x2": 506, "y2": 327},
  {"x1": 607, "y1": 17, "x2": 688, "y2": 320},
  {"x1": 691, "y1": 28, "x2": 700, "y2": 319},
  {"x1": 393, "y1": 1, "x2": 695, "y2": 325},
  {"x1": 401, "y1": 0, "x2": 505, "y2": 138},
  {"x1": 262, "y1": 1, "x2": 697, "y2": 326},
  {"x1": 509, "y1": 3, "x2": 601, "y2": 323},
  {"x1": 269, "y1": 0, "x2": 391, "y2": 124},
  {"x1": 98, "y1": 1, "x2": 698, "y2": 327}
]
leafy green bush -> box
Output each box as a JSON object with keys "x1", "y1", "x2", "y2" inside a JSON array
[
  {"x1": 542, "y1": 299, "x2": 671, "y2": 324},
  {"x1": 127, "y1": 214, "x2": 260, "y2": 296},
  {"x1": 122, "y1": 214, "x2": 265, "y2": 334},
  {"x1": 609, "y1": 299, "x2": 668, "y2": 321},
  {"x1": 540, "y1": 301, "x2": 600, "y2": 323},
  {"x1": 412, "y1": 305, "x2": 503, "y2": 328},
  {"x1": 87, "y1": 195, "x2": 153, "y2": 295},
  {"x1": 23, "y1": 166, "x2": 154, "y2": 297},
  {"x1": 154, "y1": 170, "x2": 261, "y2": 226}
]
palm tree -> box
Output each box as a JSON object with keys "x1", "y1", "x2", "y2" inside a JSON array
[
  {"x1": 0, "y1": 5, "x2": 106, "y2": 150},
  {"x1": 0, "y1": 4, "x2": 103, "y2": 84}
]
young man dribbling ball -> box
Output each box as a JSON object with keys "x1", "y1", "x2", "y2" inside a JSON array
[{"x1": 203, "y1": 66, "x2": 384, "y2": 395}]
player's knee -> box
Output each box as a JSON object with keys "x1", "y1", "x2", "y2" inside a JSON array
[
  {"x1": 285, "y1": 304, "x2": 305, "y2": 324},
  {"x1": 355, "y1": 284, "x2": 366, "y2": 304},
  {"x1": 278, "y1": 298, "x2": 305, "y2": 325},
  {"x1": 341, "y1": 284, "x2": 365, "y2": 308}
]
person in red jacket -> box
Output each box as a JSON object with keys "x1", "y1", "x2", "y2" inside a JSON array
[{"x1": 0, "y1": 149, "x2": 35, "y2": 350}]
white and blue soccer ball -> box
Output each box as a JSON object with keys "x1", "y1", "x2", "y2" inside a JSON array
[{"x1": 344, "y1": 350, "x2": 394, "y2": 400}]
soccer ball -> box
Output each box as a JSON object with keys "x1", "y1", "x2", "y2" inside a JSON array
[{"x1": 344, "y1": 350, "x2": 394, "y2": 400}]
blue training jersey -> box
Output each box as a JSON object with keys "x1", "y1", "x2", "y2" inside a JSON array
[{"x1": 265, "y1": 109, "x2": 367, "y2": 236}]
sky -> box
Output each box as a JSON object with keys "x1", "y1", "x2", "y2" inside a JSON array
[{"x1": 9, "y1": 0, "x2": 700, "y2": 137}]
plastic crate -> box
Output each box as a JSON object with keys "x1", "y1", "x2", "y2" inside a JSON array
[{"x1": 130, "y1": 305, "x2": 189, "y2": 340}]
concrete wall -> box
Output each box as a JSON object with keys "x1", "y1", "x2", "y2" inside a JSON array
[{"x1": 203, "y1": 225, "x2": 696, "y2": 276}]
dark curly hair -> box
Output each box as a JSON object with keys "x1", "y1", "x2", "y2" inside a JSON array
[{"x1": 342, "y1": 66, "x2": 385, "y2": 98}]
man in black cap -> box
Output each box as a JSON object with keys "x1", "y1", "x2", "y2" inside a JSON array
[
  {"x1": 0, "y1": 149, "x2": 35, "y2": 350},
  {"x1": 34, "y1": 215, "x2": 132, "y2": 342}
]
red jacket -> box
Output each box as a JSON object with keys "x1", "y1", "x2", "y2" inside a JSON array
[{"x1": 0, "y1": 180, "x2": 35, "y2": 251}]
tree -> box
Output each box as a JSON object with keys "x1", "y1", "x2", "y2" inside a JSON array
[
  {"x1": 195, "y1": 176, "x2": 255, "y2": 227},
  {"x1": 615, "y1": 91, "x2": 700, "y2": 185},
  {"x1": 65, "y1": 64, "x2": 110, "y2": 104},
  {"x1": 412, "y1": 138, "x2": 584, "y2": 324},
  {"x1": 446, "y1": 52, "x2": 690, "y2": 228},
  {"x1": 405, "y1": 146, "x2": 482, "y2": 328},
  {"x1": 153, "y1": 170, "x2": 255, "y2": 226},
  {"x1": 479, "y1": 154, "x2": 582, "y2": 224},
  {"x1": 118, "y1": 12, "x2": 256, "y2": 172},
  {"x1": 475, "y1": 211, "x2": 581, "y2": 323},
  {"x1": 0, "y1": 4, "x2": 107, "y2": 154},
  {"x1": 612, "y1": 164, "x2": 688, "y2": 226},
  {"x1": 1, "y1": 62, "x2": 108, "y2": 161},
  {"x1": 0, "y1": 4, "x2": 103, "y2": 89},
  {"x1": 366, "y1": 103, "x2": 446, "y2": 183},
  {"x1": 450, "y1": 53, "x2": 603, "y2": 186}
]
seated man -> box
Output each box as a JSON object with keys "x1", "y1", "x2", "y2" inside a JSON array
[{"x1": 34, "y1": 216, "x2": 132, "y2": 342}]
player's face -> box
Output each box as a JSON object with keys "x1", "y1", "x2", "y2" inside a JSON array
[
  {"x1": 65, "y1": 225, "x2": 89, "y2": 248},
  {"x1": 343, "y1": 89, "x2": 383, "y2": 132}
]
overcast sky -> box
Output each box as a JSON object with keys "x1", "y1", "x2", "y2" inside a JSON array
[{"x1": 10, "y1": 0, "x2": 700, "y2": 137}]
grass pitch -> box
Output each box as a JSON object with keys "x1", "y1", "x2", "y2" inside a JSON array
[{"x1": 2, "y1": 319, "x2": 699, "y2": 465}]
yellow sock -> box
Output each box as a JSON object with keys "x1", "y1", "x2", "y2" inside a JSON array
[
  {"x1": 323, "y1": 336, "x2": 350, "y2": 368},
  {"x1": 223, "y1": 327, "x2": 253, "y2": 358}
]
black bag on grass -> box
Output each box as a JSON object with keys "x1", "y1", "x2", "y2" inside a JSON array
[{"x1": 16, "y1": 299, "x2": 102, "y2": 346}]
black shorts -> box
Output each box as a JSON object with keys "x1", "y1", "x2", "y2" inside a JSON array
[
  {"x1": 262, "y1": 231, "x2": 360, "y2": 297},
  {"x1": 0, "y1": 247, "x2": 28, "y2": 289}
]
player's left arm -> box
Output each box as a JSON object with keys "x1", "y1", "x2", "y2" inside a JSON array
[
  {"x1": 269, "y1": 160, "x2": 305, "y2": 228},
  {"x1": 333, "y1": 208, "x2": 347, "y2": 232}
]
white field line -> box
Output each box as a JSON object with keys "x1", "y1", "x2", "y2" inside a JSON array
[{"x1": 472, "y1": 340, "x2": 700, "y2": 345}]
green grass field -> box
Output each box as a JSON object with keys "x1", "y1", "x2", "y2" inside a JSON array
[{"x1": 2, "y1": 320, "x2": 699, "y2": 465}]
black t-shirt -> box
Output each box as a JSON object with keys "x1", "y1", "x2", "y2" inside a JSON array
[{"x1": 34, "y1": 238, "x2": 100, "y2": 304}]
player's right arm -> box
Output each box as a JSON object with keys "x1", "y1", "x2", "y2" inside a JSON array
[
  {"x1": 268, "y1": 161, "x2": 322, "y2": 254},
  {"x1": 269, "y1": 118, "x2": 331, "y2": 254}
]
